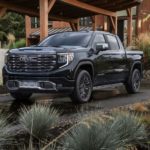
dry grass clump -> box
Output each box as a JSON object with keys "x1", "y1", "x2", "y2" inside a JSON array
[{"x1": 136, "y1": 33, "x2": 150, "y2": 60}]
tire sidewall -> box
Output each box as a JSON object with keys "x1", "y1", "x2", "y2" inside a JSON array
[
  {"x1": 75, "y1": 70, "x2": 92, "y2": 103},
  {"x1": 131, "y1": 69, "x2": 141, "y2": 93}
]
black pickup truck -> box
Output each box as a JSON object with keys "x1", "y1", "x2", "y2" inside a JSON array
[{"x1": 3, "y1": 31, "x2": 144, "y2": 103}]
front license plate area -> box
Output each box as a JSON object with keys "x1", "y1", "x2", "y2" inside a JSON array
[{"x1": 20, "y1": 81, "x2": 38, "y2": 88}]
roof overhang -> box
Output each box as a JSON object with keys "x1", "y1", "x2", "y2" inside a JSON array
[{"x1": 0, "y1": 0, "x2": 142, "y2": 20}]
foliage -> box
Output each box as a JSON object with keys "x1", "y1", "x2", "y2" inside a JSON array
[
  {"x1": 0, "y1": 12, "x2": 25, "y2": 41},
  {"x1": 9, "y1": 38, "x2": 26, "y2": 49},
  {"x1": 0, "y1": 116, "x2": 17, "y2": 148},
  {"x1": 19, "y1": 105, "x2": 59, "y2": 140},
  {"x1": 62, "y1": 112, "x2": 147, "y2": 150},
  {"x1": 136, "y1": 33, "x2": 150, "y2": 57},
  {"x1": 111, "y1": 112, "x2": 147, "y2": 149}
]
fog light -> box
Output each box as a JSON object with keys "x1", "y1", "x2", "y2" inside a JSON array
[{"x1": 7, "y1": 80, "x2": 19, "y2": 89}]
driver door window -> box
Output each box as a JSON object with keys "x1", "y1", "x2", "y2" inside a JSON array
[{"x1": 93, "y1": 34, "x2": 105, "y2": 50}]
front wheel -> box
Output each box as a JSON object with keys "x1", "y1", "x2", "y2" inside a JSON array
[
  {"x1": 125, "y1": 69, "x2": 141, "y2": 94},
  {"x1": 70, "y1": 70, "x2": 93, "y2": 103},
  {"x1": 10, "y1": 92, "x2": 32, "y2": 102}
]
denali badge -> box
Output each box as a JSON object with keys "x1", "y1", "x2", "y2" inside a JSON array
[{"x1": 19, "y1": 56, "x2": 36, "y2": 62}]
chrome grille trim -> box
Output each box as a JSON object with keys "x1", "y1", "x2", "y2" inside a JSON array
[{"x1": 7, "y1": 54, "x2": 56, "y2": 73}]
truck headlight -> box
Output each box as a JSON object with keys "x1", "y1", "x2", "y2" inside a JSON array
[
  {"x1": 57, "y1": 53, "x2": 74, "y2": 68},
  {"x1": 4, "y1": 53, "x2": 8, "y2": 64}
]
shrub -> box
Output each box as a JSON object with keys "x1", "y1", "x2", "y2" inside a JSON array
[
  {"x1": 136, "y1": 33, "x2": 150, "y2": 52},
  {"x1": 62, "y1": 112, "x2": 147, "y2": 150},
  {"x1": 0, "y1": 116, "x2": 17, "y2": 148},
  {"x1": 19, "y1": 105, "x2": 59, "y2": 140},
  {"x1": 111, "y1": 112, "x2": 147, "y2": 149},
  {"x1": 9, "y1": 38, "x2": 26, "y2": 49}
]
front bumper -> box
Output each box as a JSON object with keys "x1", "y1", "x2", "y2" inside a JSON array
[{"x1": 3, "y1": 68, "x2": 75, "y2": 93}]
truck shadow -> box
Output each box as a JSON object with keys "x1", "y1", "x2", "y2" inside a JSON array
[{"x1": 5, "y1": 87, "x2": 128, "y2": 122}]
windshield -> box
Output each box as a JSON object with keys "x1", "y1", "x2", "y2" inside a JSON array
[{"x1": 38, "y1": 32, "x2": 92, "y2": 47}]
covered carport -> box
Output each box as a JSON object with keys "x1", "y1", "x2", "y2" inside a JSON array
[{"x1": 0, "y1": 0, "x2": 142, "y2": 45}]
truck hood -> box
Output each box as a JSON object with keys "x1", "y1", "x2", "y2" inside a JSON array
[{"x1": 8, "y1": 46, "x2": 86, "y2": 54}]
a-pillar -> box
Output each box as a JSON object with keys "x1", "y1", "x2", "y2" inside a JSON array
[
  {"x1": 25, "y1": 15, "x2": 32, "y2": 46},
  {"x1": 127, "y1": 8, "x2": 132, "y2": 46},
  {"x1": 39, "y1": 0, "x2": 49, "y2": 41}
]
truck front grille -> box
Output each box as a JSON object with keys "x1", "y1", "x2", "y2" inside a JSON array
[{"x1": 7, "y1": 54, "x2": 57, "y2": 73}]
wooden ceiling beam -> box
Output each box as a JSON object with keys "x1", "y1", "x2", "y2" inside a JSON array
[
  {"x1": 48, "y1": 0, "x2": 56, "y2": 13},
  {"x1": 89, "y1": 0, "x2": 141, "y2": 6},
  {"x1": 110, "y1": 1, "x2": 141, "y2": 11},
  {"x1": 0, "y1": 1, "x2": 77, "y2": 22},
  {"x1": 60, "y1": 0, "x2": 117, "y2": 17}
]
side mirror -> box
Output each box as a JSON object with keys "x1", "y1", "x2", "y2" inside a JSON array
[{"x1": 96, "y1": 43, "x2": 109, "y2": 53}]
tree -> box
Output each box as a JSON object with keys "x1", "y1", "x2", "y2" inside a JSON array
[{"x1": 0, "y1": 12, "x2": 25, "y2": 41}]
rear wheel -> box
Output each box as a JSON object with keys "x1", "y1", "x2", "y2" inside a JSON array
[
  {"x1": 125, "y1": 69, "x2": 141, "y2": 94},
  {"x1": 70, "y1": 70, "x2": 93, "y2": 103},
  {"x1": 10, "y1": 92, "x2": 32, "y2": 101}
]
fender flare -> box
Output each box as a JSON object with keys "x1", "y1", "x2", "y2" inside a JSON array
[
  {"x1": 128, "y1": 61, "x2": 143, "y2": 83},
  {"x1": 74, "y1": 61, "x2": 94, "y2": 80}
]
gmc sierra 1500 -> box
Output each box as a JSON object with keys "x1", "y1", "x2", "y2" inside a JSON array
[{"x1": 3, "y1": 31, "x2": 144, "y2": 103}]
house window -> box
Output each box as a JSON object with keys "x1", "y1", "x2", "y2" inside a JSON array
[
  {"x1": 80, "y1": 17, "x2": 92, "y2": 26},
  {"x1": 31, "y1": 17, "x2": 52, "y2": 28},
  {"x1": 31, "y1": 17, "x2": 39, "y2": 28}
]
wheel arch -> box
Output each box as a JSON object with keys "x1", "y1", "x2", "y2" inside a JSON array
[
  {"x1": 74, "y1": 61, "x2": 94, "y2": 80},
  {"x1": 127, "y1": 61, "x2": 143, "y2": 83},
  {"x1": 131, "y1": 61, "x2": 143, "y2": 77}
]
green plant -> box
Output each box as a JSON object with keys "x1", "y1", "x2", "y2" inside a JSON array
[
  {"x1": 19, "y1": 105, "x2": 59, "y2": 140},
  {"x1": 63, "y1": 121, "x2": 121, "y2": 150},
  {"x1": 62, "y1": 112, "x2": 147, "y2": 150},
  {"x1": 0, "y1": 116, "x2": 17, "y2": 148},
  {"x1": 9, "y1": 38, "x2": 26, "y2": 49},
  {"x1": 111, "y1": 112, "x2": 147, "y2": 149}
]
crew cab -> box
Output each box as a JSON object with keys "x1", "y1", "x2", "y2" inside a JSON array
[{"x1": 3, "y1": 31, "x2": 144, "y2": 103}]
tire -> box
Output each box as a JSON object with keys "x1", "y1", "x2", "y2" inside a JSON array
[
  {"x1": 10, "y1": 92, "x2": 32, "y2": 101},
  {"x1": 70, "y1": 70, "x2": 93, "y2": 103},
  {"x1": 125, "y1": 69, "x2": 141, "y2": 94}
]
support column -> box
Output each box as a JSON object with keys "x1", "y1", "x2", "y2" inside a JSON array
[
  {"x1": 127, "y1": 8, "x2": 132, "y2": 46},
  {"x1": 25, "y1": 15, "x2": 32, "y2": 46},
  {"x1": 104, "y1": 16, "x2": 108, "y2": 31},
  {"x1": 136, "y1": 6, "x2": 140, "y2": 36},
  {"x1": 109, "y1": 16, "x2": 118, "y2": 34},
  {"x1": 69, "y1": 19, "x2": 80, "y2": 31},
  {"x1": 91, "y1": 16, "x2": 97, "y2": 31},
  {"x1": 0, "y1": 7, "x2": 7, "y2": 17},
  {"x1": 39, "y1": 0, "x2": 49, "y2": 41}
]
